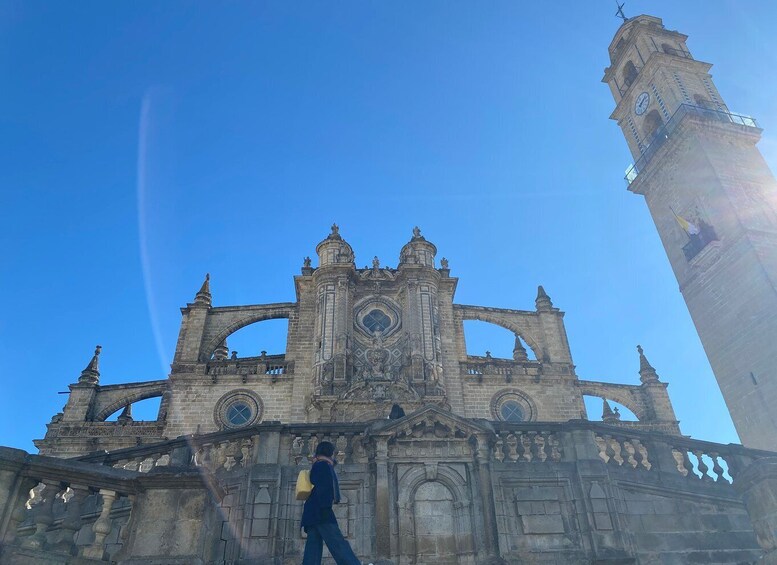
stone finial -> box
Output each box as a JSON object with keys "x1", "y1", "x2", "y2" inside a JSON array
[
  {"x1": 329, "y1": 223, "x2": 342, "y2": 240},
  {"x1": 440, "y1": 257, "x2": 449, "y2": 269},
  {"x1": 512, "y1": 337, "x2": 528, "y2": 362},
  {"x1": 372, "y1": 256, "x2": 380, "y2": 269},
  {"x1": 602, "y1": 398, "x2": 621, "y2": 422},
  {"x1": 412, "y1": 226, "x2": 422, "y2": 239},
  {"x1": 117, "y1": 404, "x2": 133, "y2": 424},
  {"x1": 78, "y1": 345, "x2": 102, "y2": 384},
  {"x1": 194, "y1": 273, "x2": 211, "y2": 306},
  {"x1": 637, "y1": 344, "x2": 660, "y2": 384},
  {"x1": 213, "y1": 340, "x2": 229, "y2": 361},
  {"x1": 535, "y1": 285, "x2": 553, "y2": 311},
  {"x1": 303, "y1": 256, "x2": 311, "y2": 268}
]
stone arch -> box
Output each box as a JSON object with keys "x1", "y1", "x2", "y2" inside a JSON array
[
  {"x1": 642, "y1": 109, "x2": 664, "y2": 143},
  {"x1": 576, "y1": 382, "x2": 647, "y2": 421},
  {"x1": 622, "y1": 60, "x2": 639, "y2": 88},
  {"x1": 93, "y1": 382, "x2": 168, "y2": 422},
  {"x1": 201, "y1": 304, "x2": 294, "y2": 361},
  {"x1": 397, "y1": 465, "x2": 474, "y2": 563},
  {"x1": 456, "y1": 308, "x2": 543, "y2": 360}
]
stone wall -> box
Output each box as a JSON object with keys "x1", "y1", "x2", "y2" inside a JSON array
[{"x1": 5, "y1": 408, "x2": 775, "y2": 564}]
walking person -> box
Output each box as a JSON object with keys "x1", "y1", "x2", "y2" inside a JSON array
[{"x1": 301, "y1": 441, "x2": 362, "y2": 565}]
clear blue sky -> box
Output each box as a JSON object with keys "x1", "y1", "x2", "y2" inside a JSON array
[{"x1": 2, "y1": 1, "x2": 776, "y2": 452}]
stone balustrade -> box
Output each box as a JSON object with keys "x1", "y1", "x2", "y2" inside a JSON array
[
  {"x1": 492, "y1": 424, "x2": 563, "y2": 462},
  {"x1": 1, "y1": 417, "x2": 776, "y2": 564},
  {"x1": 288, "y1": 429, "x2": 368, "y2": 465},
  {"x1": 595, "y1": 430, "x2": 652, "y2": 470},
  {"x1": 206, "y1": 354, "x2": 294, "y2": 382},
  {"x1": 0, "y1": 447, "x2": 136, "y2": 563}
]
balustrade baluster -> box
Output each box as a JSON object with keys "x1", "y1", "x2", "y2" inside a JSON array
[
  {"x1": 21, "y1": 480, "x2": 59, "y2": 549},
  {"x1": 708, "y1": 451, "x2": 727, "y2": 482},
  {"x1": 336, "y1": 434, "x2": 348, "y2": 463},
  {"x1": 595, "y1": 435, "x2": 609, "y2": 463},
  {"x1": 81, "y1": 489, "x2": 117, "y2": 560},
  {"x1": 603, "y1": 435, "x2": 617, "y2": 466},
  {"x1": 215, "y1": 442, "x2": 228, "y2": 470},
  {"x1": 519, "y1": 433, "x2": 533, "y2": 462},
  {"x1": 51, "y1": 484, "x2": 88, "y2": 555},
  {"x1": 633, "y1": 440, "x2": 651, "y2": 470},
  {"x1": 291, "y1": 436, "x2": 304, "y2": 465},
  {"x1": 5, "y1": 478, "x2": 38, "y2": 547},
  {"x1": 535, "y1": 433, "x2": 547, "y2": 462},
  {"x1": 493, "y1": 437, "x2": 505, "y2": 462},
  {"x1": 622, "y1": 440, "x2": 638, "y2": 468},
  {"x1": 548, "y1": 433, "x2": 562, "y2": 461},
  {"x1": 307, "y1": 434, "x2": 319, "y2": 461},
  {"x1": 506, "y1": 434, "x2": 519, "y2": 462},
  {"x1": 692, "y1": 449, "x2": 711, "y2": 481},
  {"x1": 671, "y1": 447, "x2": 692, "y2": 477}
]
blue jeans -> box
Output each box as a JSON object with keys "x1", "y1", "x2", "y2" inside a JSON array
[{"x1": 302, "y1": 521, "x2": 361, "y2": 565}]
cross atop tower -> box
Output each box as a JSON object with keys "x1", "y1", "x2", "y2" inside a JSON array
[{"x1": 615, "y1": 2, "x2": 627, "y2": 22}]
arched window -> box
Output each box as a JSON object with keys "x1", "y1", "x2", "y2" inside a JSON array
[
  {"x1": 622, "y1": 60, "x2": 639, "y2": 88},
  {"x1": 694, "y1": 94, "x2": 713, "y2": 109},
  {"x1": 642, "y1": 109, "x2": 664, "y2": 143}
]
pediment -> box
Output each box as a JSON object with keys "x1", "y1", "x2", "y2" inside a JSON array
[{"x1": 369, "y1": 404, "x2": 491, "y2": 441}]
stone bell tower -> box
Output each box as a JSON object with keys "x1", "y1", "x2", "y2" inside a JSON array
[{"x1": 603, "y1": 15, "x2": 777, "y2": 450}]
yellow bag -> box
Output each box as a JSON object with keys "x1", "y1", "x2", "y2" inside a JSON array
[{"x1": 295, "y1": 469, "x2": 313, "y2": 501}]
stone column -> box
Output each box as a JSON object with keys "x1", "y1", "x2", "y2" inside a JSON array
[
  {"x1": 735, "y1": 457, "x2": 777, "y2": 564},
  {"x1": 473, "y1": 434, "x2": 504, "y2": 564},
  {"x1": 373, "y1": 437, "x2": 392, "y2": 560}
]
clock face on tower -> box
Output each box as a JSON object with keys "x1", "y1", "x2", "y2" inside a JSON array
[{"x1": 635, "y1": 92, "x2": 650, "y2": 115}]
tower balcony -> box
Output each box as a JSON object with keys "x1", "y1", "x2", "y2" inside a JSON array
[{"x1": 625, "y1": 104, "x2": 759, "y2": 185}]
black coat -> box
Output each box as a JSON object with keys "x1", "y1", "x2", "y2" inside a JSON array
[{"x1": 301, "y1": 459, "x2": 341, "y2": 530}]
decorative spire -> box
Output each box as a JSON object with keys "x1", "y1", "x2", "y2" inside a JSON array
[
  {"x1": 602, "y1": 398, "x2": 621, "y2": 422},
  {"x1": 194, "y1": 273, "x2": 212, "y2": 306},
  {"x1": 117, "y1": 404, "x2": 133, "y2": 424},
  {"x1": 535, "y1": 285, "x2": 553, "y2": 311},
  {"x1": 213, "y1": 339, "x2": 229, "y2": 361},
  {"x1": 513, "y1": 337, "x2": 528, "y2": 362},
  {"x1": 637, "y1": 344, "x2": 660, "y2": 383},
  {"x1": 78, "y1": 345, "x2": 102, "y2": 385},
  {"x1": 412, "y1": 226, "x2": 423, "y2": 240}
]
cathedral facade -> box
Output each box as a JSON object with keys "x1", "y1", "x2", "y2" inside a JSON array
[
  {"x1": 2, "y1": 13, "x2": 777, "y2": 565},
  {"x1": 35, "y1": 224, "x2": 681, "y2": 459}
]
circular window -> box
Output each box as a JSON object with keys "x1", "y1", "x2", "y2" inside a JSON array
[
  {"x1": 227, "y1": 402, "x2": 253, "y2": 426},
  {"x1": 363, "y1": 309, "x2": 392, "y2": 333},
  {"x1": 500, "y1": 400, "x2": 524, "y2": 422},
  {"x1": 490, "y1": 389, "x2": 536, "y2": 422},
  {"x1": 214, "y1": 390, "x2": 263, "y2": 429}
]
